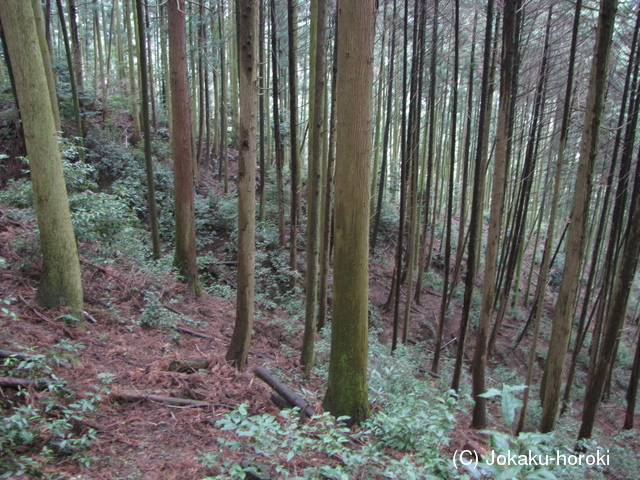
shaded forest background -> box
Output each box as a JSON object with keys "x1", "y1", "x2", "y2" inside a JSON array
[{"x1": 1, "y1": 0, "x2": 640, "y2": 478}]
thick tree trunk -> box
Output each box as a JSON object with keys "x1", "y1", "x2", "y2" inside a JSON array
[
  {"x1": 168, "y1": 0, "x2": 202, "y2": 296},
  {"x1": 0, "y1": 0, "x2": 83, "y2": 320},
  {"x1": 323, "y1": 0, "x2": 375, "y2": 425},
  {"x1": 226, "y1": 0, "x2": 257, "y2": 371}
]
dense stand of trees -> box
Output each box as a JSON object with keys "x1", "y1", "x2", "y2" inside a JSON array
[{"x1": 1, "y1": 0, "x2": 640, "y2": 436}]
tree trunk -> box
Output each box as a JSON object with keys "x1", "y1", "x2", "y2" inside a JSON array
[
  {"x1": 371, "y1": 0, "x2": 398, "y2": 251},
  {"x1": 226, "y1": 0, "x2": 257, "y2": 371},
  {"x1": 168, "y1": 0, "x2": 202, "y2": 297},
  {"x1": 270, "y1": 0, "x2": 286, "y2": 248},
  {"x1": 55, "y1": 0, "x2": 84, "y2": 160},
  {"x1": 302, "y1": 0, "x2": 327, "y2": 376},
  {"x1": 0, "y1": 0, "x2": 83, "y2": 320},
  {"x1": 135, "y1": 0, "x2": 161, "y2": 260},
  {"x1": 287, "y1": 0, "x2": 300, "y2": 286},
  {"x1": 124, "y1": 0, "x2": 141, "y2": 144},
  {"x1": 471, "y1": 0, "x2": 517, "y2": 430},
  {"x1": 578, "y1": 149, "x2": 640, "y2": 440},
  {"x1": 323, "y1": 0, "x2": 375, "y2": 424},
  {"x1": 218, "y1": 0, "x2": 229, "y2": 192},
  {"x1": 624, "y1": 322, "x2": 640, "y2": 429},
  {"x1": 432, "y1": 0, "x2": 458, "y2": 373},
  {"x1": 540, "y1": 0, "x2": 618, "y2": 433},
  {"x1": 31, "y1": 0, "x2": 60, "y2": 133},
  {"x1": 451, "y1": 0, "x2": 495, "y2": 393}
]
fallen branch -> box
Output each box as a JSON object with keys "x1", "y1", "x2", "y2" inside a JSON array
[
  {"x1": 114, "y1": 392, "x2": 209, "y2": 407},
  {"x1": 174, "y1": 325, "x2": 214, "y2": 340},
  {"x1": 0, "y1": 376, "x2": 50, "y2": 389},
  {"x1": 0, "y1": 348, "x2": 34, "y2": 360},
  {"x1": 253, "y1": 366, "x2": 315, "y2": 417},
  {"x1": 83, "y1": 311, "x2": 97, "y2": 324},
  {"x1": 416, "y1": 367, "x2": 441, "y2": 379}
]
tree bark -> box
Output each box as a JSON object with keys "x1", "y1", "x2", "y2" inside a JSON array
[
  {"x1": 471, "y1": 0, "x2": 517, "y2": 430},
  {"x1": 168, "y1": 0, "x2": 202, "y2": 297},
  {"x1": 323, "y1": 0, "x2": 375, "y2": 425},
  {"x1": 302, "y1": 0, "x2": 327, "y2": 376},
  {"x1": 0, "y1": 0, "x2": 83, "y2": 320},
  {"x1": 226, "y1": 0, "x2": 257, "y2": 372},
  {"x1": 540, "y1": 0, "x2": 618, "y2": 433},
  {"x1": 135, "y1": 0, "x2": 161, "y2": 260}
]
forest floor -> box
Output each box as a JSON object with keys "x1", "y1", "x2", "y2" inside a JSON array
[
  {"x1": 0, "y1": 126, "x2": 638, "y2": 478},
  {"x1": 1, "y1": 204, "x2": 637, "y2": 479}
]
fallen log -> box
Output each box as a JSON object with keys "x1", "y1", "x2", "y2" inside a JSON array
[
  {"x1": 0, "y1": 348, "x2": 34, "y2": 360},
  {"x1": 114, "y1": 392, "x2": 209, "y2": 407},
  {"x1": 0, "y1": 376, "x2": 50, "y2": 389},
  {"x1": 253, "y1": 366, "x2": 315, "y2": 417}
]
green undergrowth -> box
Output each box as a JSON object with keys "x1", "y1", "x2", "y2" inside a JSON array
[
  {"x1": 0, "y1": 342, "x2": 114, "y2": 478},
  {"x1": 197, "y1": 334, "x2": 465, "y2": 480}
]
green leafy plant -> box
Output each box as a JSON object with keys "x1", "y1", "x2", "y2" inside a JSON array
[{"x1": 1, "y1": 352, "x2": 113, "y2": 478}]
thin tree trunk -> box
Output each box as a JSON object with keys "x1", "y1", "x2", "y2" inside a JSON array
[
  {"x1": 288, "y1": 0, "x2": 300, "y2": 286},
  {"x1": 318, "y1": 12, "x2": 338, "y2": 332},
  {"x1": 302, "y1": 0, "x2": 327, "y2": 376},
  {"x1": 432, "y1": 0, "x2": 458, "y2": 373},
  {"x1": 471, "y1": 0, "x2": 517, "y2": 430},
  {"x1": 135, "y1": 0, "x2": 161, "y2": 259},
  {"x1": 218, "y1": 0, "x2": 229, "y2": 192},
  {"x1": 489, "y1": 5, "x2": 551, "y2": 358},
  {"x1": 55, "y1": 0, "x2": 84, "y2": 160},
  {"x1": 451, "y1": 0, "x2": 495, "y2": 393},
  {"x1": 124, "y1": 0, "x2": 141, "y2": 144},
  {"x1": 371, "y1": 0, "x2": 397, "y2": 251},
  {"x1": 270, "y1": 0, "x2": 286, "y2": 248}
]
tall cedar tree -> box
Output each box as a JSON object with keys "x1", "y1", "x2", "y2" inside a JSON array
[
  {"x1": 135, "y1": 0, "x2": 161, "y2": 259},
  {"x1": 287, "y1": 0, "x2": 300, "y2": 286},
  {"x1": 302, "y1": 0, "x2": 327, "y2": 375},
  {"x1": 451, "y1": 0, "x2": 495, "y2": 392},
  {"x1": 472, "y1": 0, "x2": 517, "y2": 429},
  {"x1": 540, "y1": 0, "x2": 618, "y2": 433},
  {"x1": 0, "y1": 0, "x2": 83, "y2": 320},
  {"x1": 323, "y1": 0, "x2": 376, "y2": 424},
  {"x1": 168, "y1": 0, "x2": 202, "y2": 296},
  {"x1": 226, "y1": 0, "x2": 257, "y2": 371}
]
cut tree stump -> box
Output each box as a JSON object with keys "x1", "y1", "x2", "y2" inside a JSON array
[
  {"x1": 253, "y1": 366, "x2": 315, "y2": 417},
  {"x1": 167, "y1": 358, "x2": 210, "y2": 373}
]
